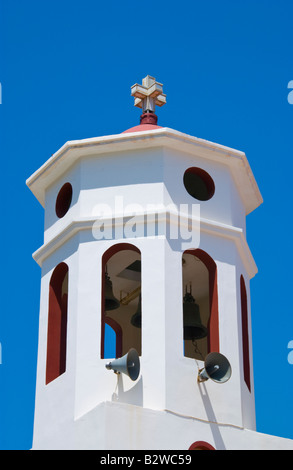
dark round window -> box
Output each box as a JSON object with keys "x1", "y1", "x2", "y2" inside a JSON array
[
  {"x1": 183, "y1": 167, "x2": 215, "y2": 201},
  {"x1": 55, "y1": 183, "x2": 72, "y2": 218}
]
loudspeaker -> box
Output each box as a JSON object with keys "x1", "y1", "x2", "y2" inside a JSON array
[
  {"x1": 198, "y1": 352, "x2": 232, "y2": 384},
  {"x1": 105, "y1": 348, "x2": 140, "y2": 381}
]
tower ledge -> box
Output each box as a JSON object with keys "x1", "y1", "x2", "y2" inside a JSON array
[{"x1": 26, "y1": 127, "x2": 263, "y2": 216}]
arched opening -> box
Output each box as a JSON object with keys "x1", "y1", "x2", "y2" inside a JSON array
[
  {"x1": 240, "y1": 275, "x2": 251, "y2": 392},
  {"x1": 104, "y1": 317, "x2": 122, "y2": 359},
  {"x1": 46, "y1": 262, "x2": 69, "y2": 384},
  {"x1": 101, "y1": 243, "x2": 142, "y2": 359},
  {"x1": 189, "y1": 441, "x2": 215, "y2": 450},
  {"x1": 182, "y1": 249, "x2": 219, "y2": 360}
]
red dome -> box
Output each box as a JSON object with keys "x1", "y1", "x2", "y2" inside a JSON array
[
  {"x1": 123, "y1": 111, "x2": 162, "y2": 133},
  {"x1": 122, "y1": 123, "x2": 162, "y2": 134}
]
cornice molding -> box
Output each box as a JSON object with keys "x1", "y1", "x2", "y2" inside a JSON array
[
  {"x1": 26, "y1": 128, "x2": 263, "y2": 214},
  {"x1": 33, "y1": 210, "x2": 258, "y2": 278}
]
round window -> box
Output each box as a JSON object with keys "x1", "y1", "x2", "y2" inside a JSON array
[
  {"x1": 55, "y1": 183, "x2": 72, "y2": 218},
  {"x1": 183, "y1": 167, "x2": 215, "y2": 201}
]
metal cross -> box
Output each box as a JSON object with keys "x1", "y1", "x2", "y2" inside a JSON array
[{"x1": 131, "y1": 75, "x2": 166, "y2": 113}]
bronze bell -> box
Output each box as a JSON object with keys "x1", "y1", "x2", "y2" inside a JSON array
[
  {"x1": 105, "y1": 272, "x2": 120, "y2": 311},
  {"x1": 131, "y1": 294, "x2": 142, "y2": 328},
  {"x1": 183, "y1": 288, "x2": 207, "y2": 340}
]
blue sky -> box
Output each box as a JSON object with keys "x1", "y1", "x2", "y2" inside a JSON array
[{"x1": 1, "y1": 0, "x2": 293, "y2": 449}]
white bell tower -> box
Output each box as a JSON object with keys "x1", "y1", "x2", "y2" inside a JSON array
[{"x1": 27, "y1": 76, "x2": 293, "y2": 450}]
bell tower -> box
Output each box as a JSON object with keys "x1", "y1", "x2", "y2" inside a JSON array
[{"x1": 27, "y1": 76, "x2": 293, "y2": 450}]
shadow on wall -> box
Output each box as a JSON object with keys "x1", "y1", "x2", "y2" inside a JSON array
[
  {"x1": 198, "y1": 383, "x2": 226, "y2": 450},
  {"x1": 111, "y1": 375, "x2": 143, "y2": 408}
]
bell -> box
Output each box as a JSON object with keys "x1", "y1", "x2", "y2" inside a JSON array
[
  {"x1": 131, "y1": 294, "x2": 142, "y2": 328},
  {"x1": 183, "y1": 290, "x2": 207, "y2": 340},
  {"x1": 105, "y1": 272, "x2": 120, "y2": 311}
]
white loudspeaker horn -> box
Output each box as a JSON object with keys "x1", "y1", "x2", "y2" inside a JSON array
[
  {"x1": 198, "y1": 352, "x2": 232, "y2": 384},
  {"x1": 105, "y1": 348, "x2": 140, "y2": 381}
]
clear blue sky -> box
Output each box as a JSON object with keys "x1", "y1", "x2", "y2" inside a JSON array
[{"x1": 1, "y1": 0, "x2": 293, "y2": 449}]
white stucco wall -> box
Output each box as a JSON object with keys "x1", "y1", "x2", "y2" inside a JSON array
[{"x1": 34, "y1": 401, "x2": 293, "y2": 450}]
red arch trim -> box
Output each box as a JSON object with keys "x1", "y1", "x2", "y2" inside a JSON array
[
  {"x1": 102, "y1": 243, "x2": 140, "y2": 266},
  {"x1": 46, "y1": 263, "x2": 69, "y2": 384},
  {"x1": 184, "y1": 249, "x2": 219, "y2": 353},
  {"x1": 189, "y1": 441, "x2": 215, "y2": 450},
  {"x1": 101, "y1": 243, "x2": 141, "y2": 359},
  {"x1": 240, "y1": 275, "x2": 251, "y2": 392}
]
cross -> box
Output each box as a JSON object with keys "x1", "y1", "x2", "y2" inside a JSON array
[{"x1": 131, "y1": 75, "x2": 166, "y2": 114}]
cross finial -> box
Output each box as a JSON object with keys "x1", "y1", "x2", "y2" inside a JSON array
[{"x1": 131, "y1": 75, "x2": 166, "y2": 117}]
